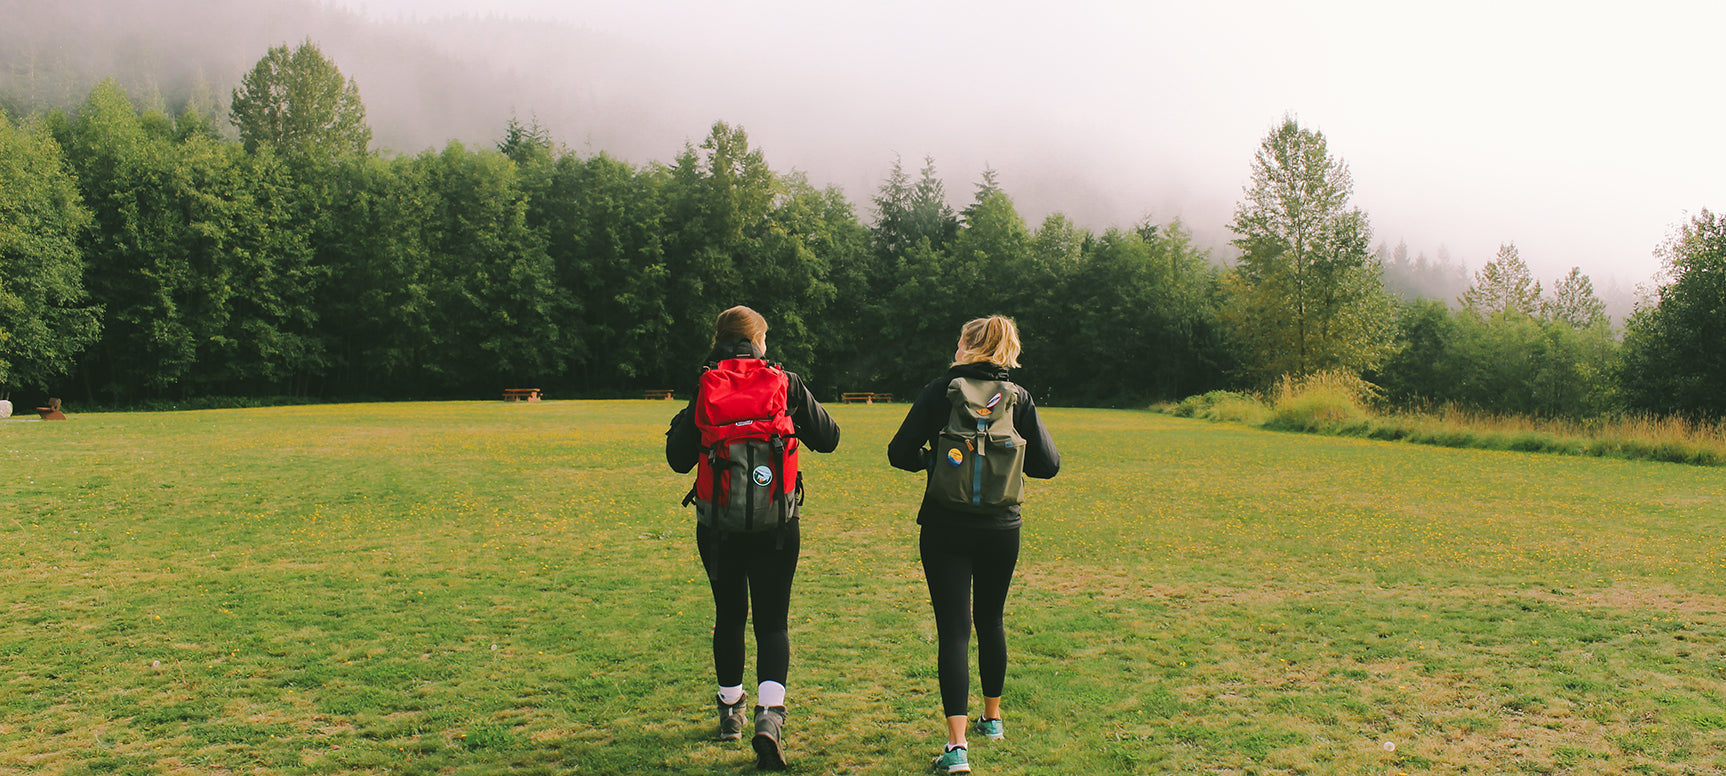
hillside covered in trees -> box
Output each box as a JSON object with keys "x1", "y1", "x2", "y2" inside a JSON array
[{"x1": 3, "y1": 13, "x2": 1722, "y2": 419}]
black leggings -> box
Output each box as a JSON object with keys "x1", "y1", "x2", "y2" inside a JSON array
[
  {"x1": 920, "y1": 522, "x2": 1021, "y2": 718},
  {"x1": 697, "y1": 522, "x2": 800, "y2": 688}
]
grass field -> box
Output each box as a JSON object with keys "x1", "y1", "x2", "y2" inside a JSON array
[{"x1": 4, "y1": 401, "x2": 1724, "y2": 775}]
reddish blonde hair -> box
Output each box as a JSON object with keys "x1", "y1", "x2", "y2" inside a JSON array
[
  {"x1": 953, "y1": 315, "x2": 1022, "y2": 369},
  {"x1": 713, "y1": 306, "x2": 768, "y2": 349}
]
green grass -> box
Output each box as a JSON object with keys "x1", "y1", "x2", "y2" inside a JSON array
[{"x1": 4, "y1": 401, "x2": 1725, "y2": 774}]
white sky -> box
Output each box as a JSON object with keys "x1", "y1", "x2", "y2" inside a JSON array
[{"x1": 329, "y1": 0, "x2": 1726, "y2": 286}]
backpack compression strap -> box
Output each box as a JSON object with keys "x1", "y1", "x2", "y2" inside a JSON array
[
  {"x1": 709, "y1": 445, "x2": 724, "y2": 520},
  {"x1": 770, "y1": 434, "x2": 788, "y2": 549}
]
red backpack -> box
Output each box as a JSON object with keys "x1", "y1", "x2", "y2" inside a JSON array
[{"x1": 686, "y1": 357, "x2": 801, "y2": 534}]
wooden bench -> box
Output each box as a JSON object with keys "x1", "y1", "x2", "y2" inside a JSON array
[
  {"x1": 643, "y1": 389, "x2": 675, "y2": 400},
  {"x1": 502, "y1": 388, "x2": 541, "y2": 402},
  {"x1": 36, "y1": 397, "x2": 67, "y2": 420},
  {"x1": 842, "y1": 392, "x2": 892, "y2": 404}
]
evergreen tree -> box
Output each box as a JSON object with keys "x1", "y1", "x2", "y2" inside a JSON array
[
  {"x1": 869, "y1": 155, "x2": 915, "y2": 260},
  {"x1": 908, "y1": 156, "x2": 960, "y2": 252},
  {"x1": 1543, "y1": 267, "x2": 1608, "y2": 328},
  {"x1": 959, "y1": 166, "x2": 1003, "y2": 226},
  {"x1": 1460, "y1": 243, "x2": 1542, "y2": 318},
  {"x1": 871, "y1": 154, "x2": 959, "y2": 260},
  {"x1": 1380, "y1": 239, "x2": 1470, "y2": 302},
  {"x1": 658, "y1": 122, "x2": 780, "y2": 382},
  {"x1": 497, "y1": 115, "x2": 553, "y2": 166},
  {"x1": 948, "y1": 185, "x2": 1033, "y2": 314}
]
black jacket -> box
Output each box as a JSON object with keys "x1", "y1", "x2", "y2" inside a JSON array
[
  {"x1": 665, "y1": 340, "x2": 841, "y2": 475},
  {"x1": 887, "y1": 362, "x2": 1060, "y2": 528}
]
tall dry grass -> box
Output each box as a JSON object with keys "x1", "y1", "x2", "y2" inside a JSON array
[
  {"x1": 1266, "y1": 370, "x2": 1380, "y2": 432},
  {"x1": 1166, "y1": 374, "x2": 1726, "y2": 467},
  {"x1": 1380, "y1": 406, "x2": 1726, "y2": 466}
]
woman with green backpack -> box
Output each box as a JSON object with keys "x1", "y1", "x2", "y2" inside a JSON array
[
  {"x1": 666, "y1": 305, "x2": 841, "y2": 771},
  {"x1": 887, "y1": 315, "x2": 1061, "y2": 774}
]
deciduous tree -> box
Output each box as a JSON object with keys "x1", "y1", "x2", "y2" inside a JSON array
[
  {"x1": 1226, "y1": 116, "x2": 1394, "y2": 381},
  {"x1": 230, "y1": 40, "x2": 371, "y2": 157},
  {"x1": 60, "y1": 80, "x2": 202, "y2": 399},
  {"x1": 418, "y1": 142, "x2": 560, "y2": 391},
  {"x1": 0, "y1": 112, "x2": 100, "y2": 391},
  {"x1": 1620, "y1": 209, "x2": 1726, "y2": 418},
  {"x1": 60, "y1": 80, "x2": 328, "y2": 400}
]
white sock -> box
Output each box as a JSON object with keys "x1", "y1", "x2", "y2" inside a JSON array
[
  {"x1": 718, "y1": 685, "x2": 745, "y2": 705},
  {"x1": 758, "y1": 680, "x2": 786, "y2": 708}
]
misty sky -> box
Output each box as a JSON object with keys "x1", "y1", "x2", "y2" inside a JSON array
[{"x1": 330, "y1": 0, "x2": 1725, "y2": 287}]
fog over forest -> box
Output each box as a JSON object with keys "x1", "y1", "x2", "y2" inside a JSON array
[{"x1": 3, "y1": 0, "x2": 1685, "y2": 321}]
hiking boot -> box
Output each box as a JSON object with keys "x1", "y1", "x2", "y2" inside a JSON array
[
  {"x1": 932, "y1": 745, "x2": 971, "y2": 774},
  {"x1": 751, "y1": 705, "x2": 788, "y2": 770},
  {"x1": 717, "y1": 693, "x2": 748, "y2": 741},
  {"x1": 975, "y1": 716, "x2": 1005, "y2": 740}
]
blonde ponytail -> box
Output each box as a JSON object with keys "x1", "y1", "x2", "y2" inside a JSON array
[{"x1": 953, "y1": 315, "x2": 1022, "y2": 369}]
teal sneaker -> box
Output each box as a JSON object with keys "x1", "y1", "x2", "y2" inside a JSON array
[
  {"x1": 975, "y1": 717, "x2": 1004, "y2": 740},
  {"x1": 932, "y1": 745, "x2": 970, "y2": 774}
]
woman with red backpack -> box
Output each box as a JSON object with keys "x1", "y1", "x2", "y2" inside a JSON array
[
  {"x1": 666, "y1": 306, "x2": 840, "y2": 771},
  {"x1": 888, "y1": 315, "x2": 1061, "y2": 775}
]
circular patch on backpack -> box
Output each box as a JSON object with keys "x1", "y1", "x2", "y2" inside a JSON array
[
  {"x1": 752, "y1": 465, "x2": 774, "y2": 487},
  {"x1": 946, "y1": 448, "x2": 964, "y2": 467}
]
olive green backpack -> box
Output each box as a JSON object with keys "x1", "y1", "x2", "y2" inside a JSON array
[{"x1": 929, "y1": 377, "x2": 1027, "y2": 512}]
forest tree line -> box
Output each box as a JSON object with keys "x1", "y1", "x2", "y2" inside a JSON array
[{"x1": 2, "y1": 42, "x2": 1722, "y2": 420}]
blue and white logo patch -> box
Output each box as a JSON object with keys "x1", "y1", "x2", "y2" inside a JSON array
[{"x1": 752, "y1": 465, "x2": 774, "y2": 487}]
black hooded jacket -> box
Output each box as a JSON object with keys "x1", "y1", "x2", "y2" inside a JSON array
[
  {"x1": 665, "y1": 340, "x2": 841, "y2": 475},
  {"x1": 887, "y1": 362, "x2": 1060, "y2": 529}
]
